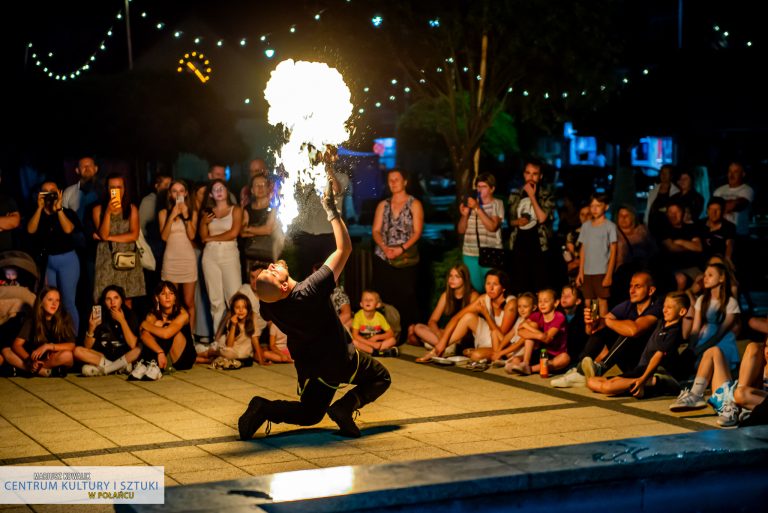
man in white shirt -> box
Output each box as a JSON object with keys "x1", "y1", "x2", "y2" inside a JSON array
[{"x1": 713, "y1": 161, "x2": 754, "y2": 237}]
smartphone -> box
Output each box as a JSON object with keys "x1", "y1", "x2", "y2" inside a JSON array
[
  {"x1": 110, "y1": 188, "x2": 122, "y2": 209},
  {"x1": 590, "y1": 302, "x2": 599, "y2": 321},
  {"x1": 92, "y1": 305, "x2": 102, "y2": 322},
  {"x1": 176, "y1": 195, "x2": 185, "y2": 205}
]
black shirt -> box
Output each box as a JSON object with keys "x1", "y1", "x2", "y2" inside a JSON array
[
  {"x1": 699, "y1": 219, "x2": 736, "y2": 260},
  {"x1": 636, "y1": 320, "x2": 684, "y2": 371},
  {"x1": 91, "y1": 308, "x2": 140, "y2": 356},
  {"x1": 661, "y1": 222, "x2": 702, "y2": 270},
  {"x1": 259, "y1": 265, "x2": 355, "y2": 380},
  {"x1": 33, "y1": 208, "x2": 80, "y2": 255}
]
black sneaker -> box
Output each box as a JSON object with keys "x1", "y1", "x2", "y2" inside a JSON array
[
  {"x1": 238, "y1": 397, "x2": 269, "y2": 440},
  {"x1": 328, "y1": 402, "x2": 361, "y2": 438},
  {"x1": 383, "y1": 347, "x2": 399, "y2": 357}
]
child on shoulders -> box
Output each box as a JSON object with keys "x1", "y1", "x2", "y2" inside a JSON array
[{"x1": 352, "y1": 290, "x2": 399, "y2": 357}]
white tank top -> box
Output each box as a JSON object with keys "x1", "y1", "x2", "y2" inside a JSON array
[{"x1": 208, "y1": 207, "x2": 233, "y2": 237}]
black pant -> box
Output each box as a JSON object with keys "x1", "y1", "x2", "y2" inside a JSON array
[
  {"x1": 579, "y1": 328, "x2": 644, "y2": 373},
  {"x1": 264, "y1": 351, "x2": 391, "y2": 427},
  {"x1": 371, "y1": 256, "x2": 420, "y2": 344}
]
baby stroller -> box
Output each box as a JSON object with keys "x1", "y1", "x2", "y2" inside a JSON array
[{"x1": 0, "y1": 251, "x2": 40, "y2": 346}]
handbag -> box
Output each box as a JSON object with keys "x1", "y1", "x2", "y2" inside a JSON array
[
  {"x1": 475, "y1": 203, "x2": 505, "y2": 269},
  {"x1": 136, "y1": 229, "x2": 156, "y2": 271},
  {"x1": 388, "y1": 244, "x2": 420, "y2": 268},
  {"x1": 109, "y1": 242, "x2": 137, "y2": 270}
]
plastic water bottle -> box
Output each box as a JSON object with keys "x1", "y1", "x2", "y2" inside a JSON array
[{"x1": 540, "y1": 349, "x2": 549, "y2": 378}]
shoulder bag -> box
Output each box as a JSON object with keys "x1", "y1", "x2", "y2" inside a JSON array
[
  {"x1": 476, "y1": 202, "x2": 505, "y2": 269},
  {"x1": 109, "y1": 241, "x2": 137, "y2": 270}
]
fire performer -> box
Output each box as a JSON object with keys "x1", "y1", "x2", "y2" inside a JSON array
[{"x1": 239, "y1": 154, "x2": 391, "y2": 440}]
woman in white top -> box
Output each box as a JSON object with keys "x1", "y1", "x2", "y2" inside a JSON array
[
  {"x1": 457, "y1": 173, "x2": 505, "y2": 292},
  {"x1": 199, "y1": 179, "x2": 243, "y2": 331},
  {"x1": 159, "y1": 180, "x2": 198, "y2": 335},
  {"x1": 416, "y1": 269, "x2": 517, "y2": 363}
]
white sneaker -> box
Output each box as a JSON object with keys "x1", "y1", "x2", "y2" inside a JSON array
[
  {"x1": 669, "y1": 388, "x2": 706, "y2": 412},
  {"x1": 551, "y1": 368, "x2": 586, "y2": 388},
  {"x1": 81, "y1": 364, "x2": 105, "y2": 377},
  {"x1": 130, "y1": 360, "x2": 149, "y2": 380},
  {"x1": 717, "y1": 400, "x2": 739, "y2": 427},
  {"x1": 143, "y1": 360, "x2": 162, "y2": 381}
]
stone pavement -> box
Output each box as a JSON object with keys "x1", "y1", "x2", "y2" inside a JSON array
[{"x1": 0, "y1": 346, "x2": 724, "y2": 513}]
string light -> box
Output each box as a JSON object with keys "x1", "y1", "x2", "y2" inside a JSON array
[
  {"x1": 371, "y1": 15, "x2": 383, "y2": 27},
  {"x1": 265, "y1": 48, "x2": 275, "y2": 58},
  {"x1": 240, "y1": 38, "x2": 247, "y2": 46},
  {"x1": 429, "y1": 19, "x2": 440, "y2": 28},
  {"x1": 390, "y1": 79, "x2": 397, "y2": 85}
]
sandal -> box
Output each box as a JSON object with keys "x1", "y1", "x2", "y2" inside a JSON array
[
  {"x1": 415, "y1": 351, "x2": 436, "y2": 364},
  {"x1": 467, "y1": 359, "x2": 490, "y2": 372}
]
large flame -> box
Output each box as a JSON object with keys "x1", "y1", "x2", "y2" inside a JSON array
[{"x1": 264, "y1": 59, "x2": 353, "y2": 231}]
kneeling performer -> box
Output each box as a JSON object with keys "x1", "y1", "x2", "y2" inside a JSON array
[{"x1": 239, "y1": 174, "x2": 391, "y2": 439}]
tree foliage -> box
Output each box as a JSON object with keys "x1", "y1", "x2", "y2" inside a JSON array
[{"x1": 380, "y1": 0, "x2": 622, "y2": 195}]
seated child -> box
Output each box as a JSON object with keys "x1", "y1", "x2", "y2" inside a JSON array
[
  {"x1": 506, "y1": 289, "x2": 570, "y2": 376},
  {"x1": 198, "y1": 293, "x2": 266, "y2": 367},
  {"x1": 351, "y1": 290, "x2": 399, "y2": 357},
  {"x1": 262, "y1": 321, "x2": 293, "y2": 363},
  {"x1": 588, "y1": 291, "x2": 690, "y2": 399},
  {"x1": 493, "y1": 292, "x2": 536, "y2": 364}
]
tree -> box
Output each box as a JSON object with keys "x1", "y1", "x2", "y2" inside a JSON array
[{"x1": 381, "y1": 0, "x2": 622, "y2": 195}]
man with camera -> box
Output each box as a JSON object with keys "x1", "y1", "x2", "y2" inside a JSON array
[{"x1": 27, "y1": 182, "x2": 82, "y2": 333}]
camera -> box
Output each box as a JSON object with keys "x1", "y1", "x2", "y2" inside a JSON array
[{"x1": 39, "y1": 191, "x2": 57, "y2": 203}]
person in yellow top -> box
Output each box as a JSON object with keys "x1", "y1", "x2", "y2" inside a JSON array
[{"x1": 352, "y1": 290, "x2": 398, "y2": 357}]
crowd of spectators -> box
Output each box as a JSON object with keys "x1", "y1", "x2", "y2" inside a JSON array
[{"x1": 0, "y1": 155, "x2": 765, "y2": 428}]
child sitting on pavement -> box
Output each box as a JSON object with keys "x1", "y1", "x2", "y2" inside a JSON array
[
  {"x1": 588, "y1": 291, "x2": 689, "y2": 399},
  {"x1": 506, "y1": 289, "x2": 570, "y2": 376},
  {"x1": 262, "y1": 321, "x2": 293, "y2": 363},
  {"x1": 351, "y1": 290, "x2": 399, "y2": 357},
  {"x1": 493, "y1": 292, "x2": 536, "y2": 364}
]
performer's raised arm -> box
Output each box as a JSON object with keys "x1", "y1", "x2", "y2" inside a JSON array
[{"x1": 322, "y1": 170, "x2": 351, "y2": 283}]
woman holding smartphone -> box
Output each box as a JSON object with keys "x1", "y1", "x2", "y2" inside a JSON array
[
  {"x1": 74, "y1": 285, "x2": 142, "y2": 376},
  {"x1": 92, "y1": 173, "x2": 145, "y2": 305},
  {"x1": 199, "y1": 179, "x2": 243, "y2": 331},
  {"x1": 159, "y1": 179, "x2": 198, "y2": 333}
]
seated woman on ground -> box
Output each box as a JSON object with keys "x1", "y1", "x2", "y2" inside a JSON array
[
  {"x1": 197, "y1": 292, "x2": 267, "y2": 367},
  {"x1": 506, "y1": 289, "x2": 570, "y2": 376},
  {"x1": 262, "y1": 321, "x2": 293, "y2": 364},
  {"x1": 588, "y1": 291, "x2": 690, "y2": 399},
  {"x1": 351, "y1": 290, "x2": 399, "y2": 357},
  {"x1": 74, "y1": 285, "x2": 142, "y2": 376},
  {"x1": 138, "y1": 281, "x2": 197, "y2": 377},
  {"x1": 416, "y1": 269, "x2": 516, "y2": 363},
  {"x1": 1, "y1": 287, "x2": 75, "y2": 377},
  {"x1": 407, "y1": 263, "x2": 479, "y2": 352},
  {"x1": 493, "y1": 292, "x2": 536, "y2": 364}
]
